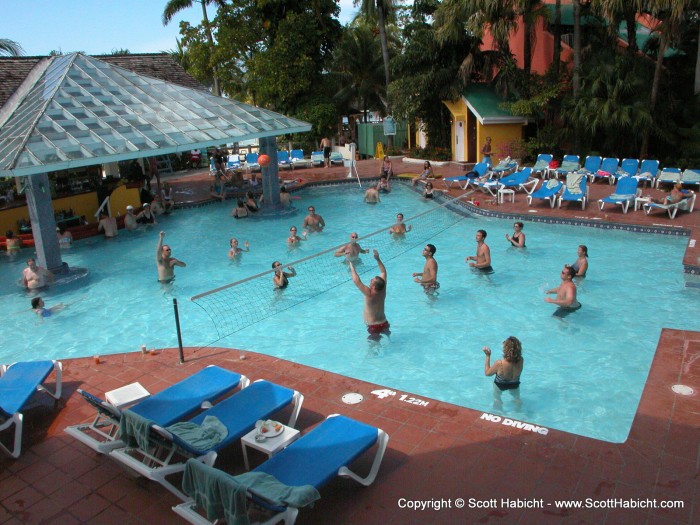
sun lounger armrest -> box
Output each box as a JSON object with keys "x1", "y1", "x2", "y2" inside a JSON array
[{"x1": 337, "y1": 428, "x2": 389, "y2": 486}]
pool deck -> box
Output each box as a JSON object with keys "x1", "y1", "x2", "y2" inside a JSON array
[{"x1": 1, "y1": 159, "x2": 698, "y2": 524}]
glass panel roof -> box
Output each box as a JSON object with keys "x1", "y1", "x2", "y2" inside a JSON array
[{"x1": 0, "y1": 53, "x2": 311, "y2": 177}]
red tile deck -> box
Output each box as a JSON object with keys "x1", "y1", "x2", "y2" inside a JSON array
[{"x1": 1, "y1": 159, "x2": 698, "y2": 524}]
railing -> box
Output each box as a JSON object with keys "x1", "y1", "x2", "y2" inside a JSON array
[{"x1": 94, "y1": 196, "x2": 111, "y2": 218}]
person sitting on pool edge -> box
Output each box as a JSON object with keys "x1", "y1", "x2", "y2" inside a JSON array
[
  {"x1": 272, "y1": 261, "x2": 296, "y2": 289},
  {"x1": 156, "y1": 231, "x2": 186, "y2": 283},
  {"x1": 349, "y1": 249, "x2": 390, "y2": 340},
  {"x1": 483, "y1": 336, "x2": 523, "y2": 409},
  {"x1": 31, "y1": 297, "x2": 65, "y2": 318},
  {"x1": 413, "y1": 243, "x2": 439, "y2": 293},
  {"x1": 389, "y1": 213, "x2": 411, "y2": 235},
  {"x1": 545, "y1": 266, "x2": 581, "y2": 316},
  {"x1": 466, "y1": 229, "x2": 492, "y2": 273}
]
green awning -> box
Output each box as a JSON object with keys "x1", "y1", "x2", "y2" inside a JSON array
[{"x1": 463, "y1": 85, "x2": 527, "y2": 125}]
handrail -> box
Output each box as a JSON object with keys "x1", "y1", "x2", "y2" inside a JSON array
[{"x1": 94, "y1": 196, "x2": 111, "y2": 218}]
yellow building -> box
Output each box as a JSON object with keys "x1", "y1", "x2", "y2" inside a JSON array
[{"x1": 443, "y1": 84, "x2": 527, "y2": 163}]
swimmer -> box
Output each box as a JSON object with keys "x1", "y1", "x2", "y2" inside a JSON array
[
  {"x1": 22, "y1": 258, "x2": 54, "y2": 289},
  {"x1": 5, "y1": 230, "x2": 22, "y2": 254},
  {"x1": 413, "y1": 244, "x2": 439, "y2": 292},
  {"x1": 97, "y1": 211, "x2": 118, "y2": 238},
  {"x1": 124, "y1": 205, "x2": 138, "y2": 231},
  {"x1": 287, "y1": 226, "x2": 307, "y2": 245},
  {"x1": 377, "y1": 175, "x2": 391, "y2": 193},
  {"x1": 483, "y1": 336, "x2": 523, "y2": 409},
  {"x1": 56, "y1": 226, "x2": 73, "y2": 248},
  {"x1": 566, "y1": 244, "x2": 588, "y2": 277},
  {"x1": 389, "y1": 213, "x2": 411, "y2": 235},
  {"x1": 334, "y1": 232, "x2": 369, "y2": 263},
  {"x1": 505, "y1": 222, "x2": 525, "y2": 248},
  {"x1": 231, "y1": 199, "x2": 249, "y2": 218},
  {"x1": 272, "y1": 261, "x2": 296, "y2": 289},
  {"x1": 228, "y1": 238, "x2": 250, "y2": 258},
  {"x1": 245, "y1": 191, "x2": 260, "y2": 212},
  {"x1": 302, "y1": 205, "x2": 325, "y2": 232},
  {"x1": 466, "y1": 229, "x2": 492, "y2": 272},
  {"x1": 349, "y1": 250, "x2": 390, "y2": 339},
  {"x1": 156, "y1": 231, "x2": 186, "y2": 283},
  {"x1": 423, "y1": 181, "x2": 435, "y2": 199},
  {"x1": 364, "y1": 187, "x2": 381, "y2": 203},
  {"x1": 31, "y1": 297, "x2": 65, "y2": 318},
  {"x1": 137, "y1": 203, "x2": 157, "y2": 225},
  {"x1": 545, "y1": 266, "x2": 580, "y2": 310}
]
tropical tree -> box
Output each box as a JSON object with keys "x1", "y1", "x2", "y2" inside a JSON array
[
  {"x1": 552, "y1": 0, "x2": 562, "y2": 76},
  {"x1": 592, "y1": 0, "x2": 639, "y2": 54},
  {"x1": 516, "y1": 0, "x2": 550, "y2": 74},
  {"x1": 0, "y1": 38, "x2": 23, "y2": 56},
  {"x1": 162, "y1": 0, "x2": 224, "y2": 96}
]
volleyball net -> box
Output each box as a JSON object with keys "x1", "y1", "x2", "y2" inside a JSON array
[{"x1": 191, "y1": 193, "x2": 471, "y2": 340}]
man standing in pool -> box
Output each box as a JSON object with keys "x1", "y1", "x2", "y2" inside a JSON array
[
  {"x1": 466, "y1": 229, "x2": 492, "y2": 272},
  {"x1": 156, "y1": 231, "x2": 186, "y2": 283},
  {"x1": 349, "y1": 250, "x2": 390, "y2": 338},
  {"x1": 302, "y1": 206, "x2": 325, "y2": 232},
  {"x1": 389, "y1": 213, "x2": 411, "y2": 235},
  {"x1": 545, "y1": 266, "x2": 581, "y2": 315},
  {"x1": 335, "y1": 232, "x2": 369, "y2": 263},
  {"x1": 413, "y1": 244, "x2": 439, "y2": 292}
]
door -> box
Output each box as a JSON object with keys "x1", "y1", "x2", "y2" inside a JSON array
[
  {"x1": 467, "y1": 112, "x2": 477, "y2": 163},
  {"x1": 454, "y1": 121, "x2": 465, "y2": 162}
]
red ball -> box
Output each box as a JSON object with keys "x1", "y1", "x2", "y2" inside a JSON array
[{"x1": 258, "y1": 154, "x2": 271, "y2": 167}]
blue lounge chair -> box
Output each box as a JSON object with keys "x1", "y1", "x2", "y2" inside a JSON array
[
  {"x1": 551, "y1": 155, "x2": 580, "y2": 179},
  {"x1": 472, "y1": 167, "x2": 537, "y2": 197},
  {"x1": 277, "y1": 150, "x2": 291, "y2": 170},
  {"x1": 681, "y1": 169, "x2": 700, "y2": 189},
  {"x1": 591, "y1": 157, "x2": 619, "y2": 184},
  {"x1": 577, "y1": 155, "x2": 602, "y2": 178},
  {"x1": 559, "y1": 172, "x2": 588, "y2": 209},
  {"x1": 65, "y1": 366, "x2": 248, "y2": 454},
  {"x1": 616, "y1": 158, "x2": 639, "y2": 181},
  {"x1": 226, "y1": 154, "x2": 241, "y2": 170},
  {"x1": 527, "y1": 179, "x2": 563, "y2": 208},
  {"x1": 655, "y1": 167, "x2": 681, "y2": 188},
  {"x1": 643, "y1": 190, "x2": 696, "y2": 219},
  {"x1": 330, "y1": 151, "x2": 344, "y2": 165},
  {"x1": 597, "y1": 176, "x2": 639, "y2": 214},
  {"x1": 636, "y1": 159, "x2": 659, "y2": 188},
  {"x1": 443, "y1": 162, "x2": 488, "y2": 190},
  {"x1": 244, "y1": 153, "x2": 260, "y2": 172},
  {"x1": 491, "y1": 158, "x2": 518, "y2": 177},
  {"x1": 531, "y1": 153, "x2": 553, "y2": 178},
  {"x1": 310, "y1": 150, "x2": 324, "y2": 167},
  {"x1": 1, "y1": 360, "x2": 62, "y2": 458},
  {"x1": 290, "y1": 149, "x2": 312, "y2": 169},
  {"x1": 110, "y1": 380, "x2": 303, "y2": 499},
  {"x1": 173, "y1": 414, "x2": 389, "y2": 525}
]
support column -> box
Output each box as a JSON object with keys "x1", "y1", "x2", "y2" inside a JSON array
[
  {"x1": 24, "y1": 172, "x2": 65, "y2": 273},
  {"x1": 259, "y1": 136, "x2": 281, "y2": 208}
]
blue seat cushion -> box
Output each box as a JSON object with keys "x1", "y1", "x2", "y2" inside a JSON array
[{"x1": 0, "y1": 361, "x2": 54, "y2": 416}]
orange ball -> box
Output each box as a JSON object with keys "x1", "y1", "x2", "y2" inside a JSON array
[{"x1": 258, "y1": 154, "x2": 271, "y2": 167}]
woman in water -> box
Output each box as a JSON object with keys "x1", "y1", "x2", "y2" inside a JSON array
[
  {"x1": 231, "y1": 199, "x2": 249, "y2": 218},
  {"x1": 568, "y1": 244, "x2": 588, "y2": 277},
  {"x1": 423, "y1": 181, "x2": 435, "y2": 199},
  {"x1": 5, "y1": 230, "x2": 22, "y2": 254},
  {"x1": 245, "y1": 191, "x2": 260, "y2": 212},
  {"x1": 483, "y1": 336, "x2": 523, "y2": 409},
  {"x1": 505, "y1": 222, "x2": 525, "y2": 248},
  {"x1": 228, "y1": 238, "x2": 250, "y2": 258},
  {"x1": 272, "y1": 261, "x2": 296, "y2": 289}
]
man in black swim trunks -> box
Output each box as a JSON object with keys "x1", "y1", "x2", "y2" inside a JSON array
[
  {"x1": 466, "y1": 229, "x2": 492, "y2": 272},
  {"x1": 320, "y1": 137, "x2": 331, "y2": 168},
  {"x1": 545, "y1": 266, "x2": 581, "y2": 315}
]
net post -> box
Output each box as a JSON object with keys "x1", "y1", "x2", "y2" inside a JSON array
[{"x1": 173, "y1": 298, "x2": 185, "y2": 363}]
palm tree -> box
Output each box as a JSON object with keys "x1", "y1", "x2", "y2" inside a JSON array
[
  {"x1": 162, "y1": 0, "x2": 224, "y2": 96},
  {"x1": 517, "y1": 0, "x2": 550, "y2": 74},
  {"x1": 0, "y1": 38, "x2": 24, "y2": 56},
  {"x1": 593, "y1": 0, "x2": 639, "y2": 55},
  {"x1": 552, "y1": 0, "x2": 562, "y2": 76}
]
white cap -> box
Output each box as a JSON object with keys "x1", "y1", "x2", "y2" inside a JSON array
[
  {"x1": 126, "y1": 205, "x2": 134, "y2": 210},
  {"x1": 144, "y1": 203, "x2": 150, "y2": 207}
]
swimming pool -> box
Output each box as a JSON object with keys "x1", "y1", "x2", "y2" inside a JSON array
[{"x1": 1, "y1": 184, "x2": 697, "y2": 442}]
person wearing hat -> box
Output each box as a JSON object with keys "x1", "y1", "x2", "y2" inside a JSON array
[
  {"x1": 124, "y1": 205, "x2": 138, "y2": 231},
  {"x1": 136, "y1": 203, "x2": 157, "y2": 225},
  {"x1": 56, "y1": 226, "x2": 73, "y2": 248}
]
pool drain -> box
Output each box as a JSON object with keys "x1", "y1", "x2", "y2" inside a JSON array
[
  {"x1": 671, "y1": 384, "x2": 695, "y2": 396},
  {"x1": 342, "y1": 393, "x2": 364, "y2": 405}
]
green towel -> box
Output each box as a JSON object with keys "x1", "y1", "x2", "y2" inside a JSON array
[
  {"x1": 166, "y1": 415, "x2": 228, "y2": 451},
  {"x1": 182, "y1": 459, "x2": 321, "y2": 525},
  {"x1": 119, "y1": 409, "x2": 153, "y2": 450}
]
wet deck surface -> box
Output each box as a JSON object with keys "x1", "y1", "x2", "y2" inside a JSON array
[{"x1": 1, "y1": 159, "x2": 698, "y2": 524}]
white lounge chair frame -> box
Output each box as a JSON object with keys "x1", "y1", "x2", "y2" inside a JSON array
[{"x1": 643, "y1": 191, "x2": 696, "y2": 219}]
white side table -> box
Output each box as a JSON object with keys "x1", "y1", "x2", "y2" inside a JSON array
[
  {"x1": 498, "y1": 188, "x2": 515, "y2": 204},
  {"x1": 105, "y1": 382, "x2": 150, "y2": 409},
  {"x1": 634, "y1": 196, "x2": 651, "y2": 211},
  {"x1": 241, "y1": 424, "x2": 300, "y2": 471}
]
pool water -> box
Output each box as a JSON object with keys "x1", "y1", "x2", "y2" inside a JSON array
[{"x1": 1, "y1": 184, "x2": 697, "y2": 443}]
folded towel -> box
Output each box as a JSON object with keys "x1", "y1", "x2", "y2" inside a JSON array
[
  {"x1": 167, "y1": 415, "x2": 228, "y2": 451},
  {"x1": 566, "y1": 173, "x2": 585, "y2": 195},
  {"x1": 605, "y1": 193, "x2": 634, "y2": 201},
  {"x1": 558, "y1": 160, "x2": 579, "y2": 173},
  {"x1": 545, "y1": 179, "x2": 560, "y2": 190},
  {"x1": 119, "y1": 409, "x2": 153, "y2": 450}
]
